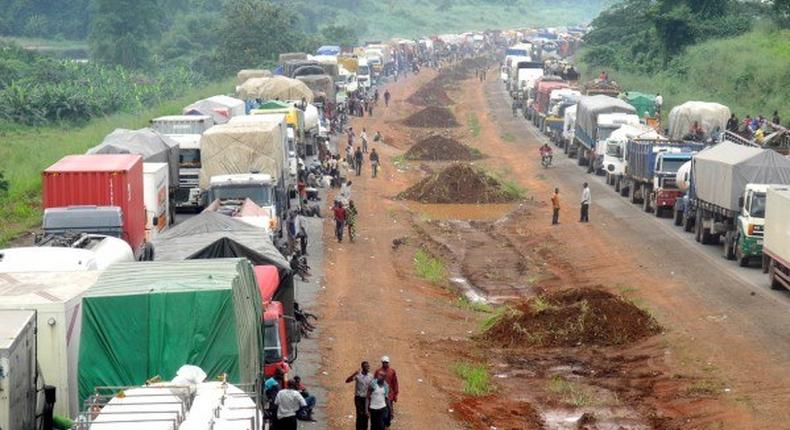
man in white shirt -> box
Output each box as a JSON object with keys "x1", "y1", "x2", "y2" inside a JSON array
[
  {"x1": 275, "y1": 380, "x2": 308, "y2": 430},
  {"x1": 655, "y1": 93, "x2": 663, "y2": 115},
  {"x1": 580, "y1": 182, "x2": 591, "y2": 223}
]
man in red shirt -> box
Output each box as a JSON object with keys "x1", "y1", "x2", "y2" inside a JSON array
[
  {"x1": 332, "y1": 201, "x2": 346, "y2": 242},
  {"x1": 376, "y1": 356, "x2": 399, "y2": 428}
]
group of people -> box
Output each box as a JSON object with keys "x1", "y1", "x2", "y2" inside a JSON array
[
  {"x1": 345, "y1": 127, "x2": 383, "y2": 178},
  {"x1": 550, "y1": 183, "x2": 591, "y2": 225},
  {"x1": 345, "y1": 357, "x2": 399, "y2": 430},
  {"x1": 332, "y1": 197, "x2": 358, "y2": 243},
  {"x1": 266, "y1": 370, "x2": 318, "y2": 430},
  {"x1": 726, "y1": 111, "x2": 783, "y2": 143}
]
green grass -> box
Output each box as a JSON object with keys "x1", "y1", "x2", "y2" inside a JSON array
[
  {"x1": 467, "y1": 112, "x2": 481, "y2": 138},
  {"x1": 0, "y1": 36, "x2": 87, "y2": 52},
  {"x1": 485, "y1": 168, "x2": 527, "y2": 200},
  {"x1": 530, "y1": 296, "x2": 556, "y2": 313},
  {"x1": 548, "y1": 375, "x2": 592, "y2": 407},
  {"x1": 455, "y1": 296, "x2": 494, "y2": 313},
  {"x1": 479, "y1": 305, "x2": 521, "y2": 332},
  {"x1": 579, "y1": 26, "x2": 790, "y2": 122},
  {"x1": 0, "y1": 78, "x2": 235, "y2": 245},
  {"x1": 454, "y1": 361, "x2": 492, "y2": 396},
  {"x1": 413, "y1": 248, "x2": 447, "y2": 284}
]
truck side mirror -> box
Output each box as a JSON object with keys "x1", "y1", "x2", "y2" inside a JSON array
[
  {"x1": 738, "y1": 196, "x2": 744, "y2": 209},
  {"x1": 152, "y1": 216, "x2": 159, "y2": 227}
]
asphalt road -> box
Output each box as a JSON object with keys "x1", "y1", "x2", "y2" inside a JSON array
[{"x1": 489, "y1": 80, "x2": 790, "y2": 361}]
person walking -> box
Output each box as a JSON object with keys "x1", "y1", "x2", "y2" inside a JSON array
[
  {"x1": 347, "y1": 200, "x2": 358, "y2": 242},
  {"x1": 292, "y1": 376, "x2": 317, "y2": 422},
  {"x1": 274, "y1": 380, "x2": 307, "y2": 430},
  {"x1": 333, "y1": 201, "x2": 346, "y2": 242},
  {"x1": 346, "y1": 361, "x2": 374, "y2": 430},
  {"x1": 295, "y1": 211, "x2": 308, "y2": 256},
  {"x1": 374, "y1": 88, "x2": 380, "y2": 105},
  {"x1": 367, "y1": 371, "x2": 389, "y2": 430},
  {"x1": 580, "y1": 183, "x2": 591, "y2": 223},
  {"x1": 384, "y1": 89, "x2": 391, "y2": 107},
  {"x1": 347, "y1": 127, "x2": 355, "y2": 147},
  {"x1": 551, "y1": 188, "x2": 560, "y2": 225},
  {"x1": 375, "y1": 356, "x2": 398, "y2": 428},
  {"x1": 361, "y1": 128, "x2": 369, "y2": 153},
  {"x1": 370, "y1": 149, "x2": 380, "y2": 178},
  {"x1": 654, "y1": 93, "x2": 663, "y2": 116},
  {"x1": 354, "y1": 148, "x2": 364, "y2": 176}
]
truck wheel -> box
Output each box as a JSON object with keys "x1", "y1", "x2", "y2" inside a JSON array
[
  {"x1": 615, "y1": 177, "x2": 621, "y2": 192},
  {"x1": 563, "y1": 140, "x2": 569, "y2": 154},
  {"x1": 673, "y1": 207, "x2": 683, "y2": 226},
  {"x1": 701, "y1": 228, "x2": 714, "y2": 245},
  {"x1": 629, "y1": 183, "x2": 639, "y2": 204},
  {"x1": 654, "y1": 205, "x2": 663, "y2": 218},
  {"x1": 577, "y1": 153, "x2": 585, "y2": 166},
  {"x1": 620, "y1": 183, "x2": 629, "y2": 197},
  {"x1": 769, "y1": 261, "x2": 784, "y2": 290},
  {"x1": 642, "y1": 194, "x2": 652, "y2": 213},
  {"x1": 683, "y1": 213, "x2": 694, "y2": 233},
  {"x1": 723, "y1": 237, "x2": 735, "y2": 260}
]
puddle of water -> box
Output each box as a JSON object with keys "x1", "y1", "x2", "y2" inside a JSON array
[
  {"x1": 406, "y1": 202, "x2": 519, "y2": 220},
  {"x1": 449, "y1": 277, "x2": 488, "y2": 303},
  {"x1": 543, "y1": 407, "x2": 651, "y2": 430}
]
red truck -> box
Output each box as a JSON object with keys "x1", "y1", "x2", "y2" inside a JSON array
[
  {"x1": 42, "y1": 154, "x2": 149, "y2": 259},
  {"x1": 255, "y1": 265, "x2": 298, "y2": 378},
  {"x1": 534, "y1": 80, "x2": 569, "y2": 130}
]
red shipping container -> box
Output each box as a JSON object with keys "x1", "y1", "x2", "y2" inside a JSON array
[{"x1": 42, "y1": 154, "x2": 145, "y2": 256}]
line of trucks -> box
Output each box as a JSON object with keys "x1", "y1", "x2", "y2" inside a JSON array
[{"x1": 501, "y1": 43, "x2": 790, "y2": 292}]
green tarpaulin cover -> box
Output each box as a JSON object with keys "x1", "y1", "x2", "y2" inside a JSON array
[
  {"x1": 621, "y1": 91, "x2": 657, "y2": 118},
  {"x1": 78, "y1": 258, "x2": 262, "y2": 403}
]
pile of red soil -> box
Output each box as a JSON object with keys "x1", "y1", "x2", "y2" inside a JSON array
[
  {"x1": 404, "y1": 135, "x2": 481, "y2": 161},
  {"x1": 402, "y1": 106, "x2": 459, "y2": 128},
  {"x1": 452, "y1": 395, "x2": 544, "y2": 430},
  {"x1": 485, "y1": 288, "x2": 660, "y2": 348},
  {"x1": 398, "y1": 163, "x2": 518, "y2": 204},
  {"x1": 407, "y1": 79, "x2": 455, "y2": 106}
]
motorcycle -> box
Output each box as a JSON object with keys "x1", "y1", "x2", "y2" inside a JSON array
[{"x1": 541, "y1": 154, "x2": 553, "y2": 168}]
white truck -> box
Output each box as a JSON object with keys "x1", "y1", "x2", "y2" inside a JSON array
[
  {"x1": 0, "y1": 233, "x2": 133, "y2": 272},
  {"x1": 762, "y1": 186, "x2": 790, "y2": 290},
  {"x1": 357, "y1": 58, "x2": 372, "y2": 90},
  {"x1": 0, "y1": 310, "x2": 36, "y2": 430},
  {"x1": 143, "y1": 162, "x2": 170, "y2": 239},
  {"x1": 0, "y1": 271, "x2": 101, "y2": 417},
  {"x1": 601, "y1": 124, "x2": 662, "y2": 192},
  {"x1": 166, "y1": 134, "x2": 203, "y2": 210},
  {"x1": 150, "y1": 115, "x2": 213, "y2": 135}
]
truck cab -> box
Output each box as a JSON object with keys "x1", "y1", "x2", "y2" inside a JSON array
[
  {"x1": 168, "y1": 134, "x2": 202, "y2": 210},
  {"x1": 255, "y1": 265, "x2": 298, "y2": 378},
  {"x1": 651, "y1": 151, "x2": 694, "y2": 212},
  {"x1": 357, "y1": 59, "x2": 371, "y2": 90},
  {"x1": 593, "y1": 113, "x2": 640, "y2": 173},
  {"x1": 735, "y1": 184, "x2": 769, "y2": 266},
  {"x1": 205, "y1": 174, "x2": 282, "y2": 234}
]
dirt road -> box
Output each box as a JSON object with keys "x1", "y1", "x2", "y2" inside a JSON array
[{"x1": 314, "y1": 64, "x2": 790, "y2": 429}]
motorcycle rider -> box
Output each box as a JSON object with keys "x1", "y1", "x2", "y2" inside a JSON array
[{"x1": 539, "y1": 143, "x2": 553, "y2": 166}]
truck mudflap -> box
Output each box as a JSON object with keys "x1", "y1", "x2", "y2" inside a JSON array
[{"x1": 655, "y1": 189, "x2": 682, "y2": 208}]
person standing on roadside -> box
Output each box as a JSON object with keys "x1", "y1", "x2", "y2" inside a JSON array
[
  {"x1": 354, "y1": 147, "x2": 364, "y2": 176},
  {"x1": 333, "y1": 201, "x2": 346, "y2": 242},
  {"x1": 367, "y1": 371, "x2": 389, "y2": 430},
  {"x1": 347, "y1": 200, "x2": 358, "y2": 242},
  {"x1": 375, "y1": 356, "x2": 398, "y2": 428},
  {"x1": 274, "y1": 380, "x2": 307, "y2": 430},
  {"x1": 551, "y1": 188, "x2": 560, "y2": 225},
  {"x1": 384, "y1": 89, "x2": 391, "y2": 107},
  {"x1": 346, "y1": 361, "x2": 374, "y2": 430},
  {"x1": 370, "y1": 149, "x2": 380, "y2": 178},
  {"x1": 580, "y1": 183, "x2": 591, "y2": 223},
  {"x1": 361, "y1": 128, "x2": 369, "y2": 153}
]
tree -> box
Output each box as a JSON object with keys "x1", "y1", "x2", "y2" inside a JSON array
[
  {"x1": 89, "y1": 0, "x2": 162, "y2": 69},
  {"x1": 774, "y1": 0, "x2": 790, "y2": 27},
  {"x1": 216, "y1": 0, "x2": 307, "y2": 73},
  {"x1": 652, "y1": 3, "x2": 694, "y2": 66},
  {"x1": 320, "y1": 24, "x2": 359, "y2": 47}
]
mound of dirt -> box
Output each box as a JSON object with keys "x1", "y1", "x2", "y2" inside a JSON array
[
  {"x1": 404, "y1": 135, "x2": 481, "y2": 161},
  {"x1": 407, "y1": 80, "x2": 455, "y2": 106},
  {"x1": 402, "y1": 106, "x2": 459, "y2": 128},
  {"x1": 486, "y1": 288, "x2": 660, "y2": 348},
  {"x1": 398, "y1": 163, "x2": 518, "y2": 204}
]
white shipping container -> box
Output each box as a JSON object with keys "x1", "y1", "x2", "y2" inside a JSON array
[
  {"x1": 150, "y1": 115, "x2": 213, "y2": 135},
  {"x1": 143, "y1": 162, "x2": 170, "y2": 240},
  {"x1": 0, "y1": 271, "x2": 101, "y2": 417},
  {"x1": 0, "y1": 310, "x2": 36, "y2": 430},
  {"x1": 764, "y1": 186, "x2": 790, "y2": 264}
]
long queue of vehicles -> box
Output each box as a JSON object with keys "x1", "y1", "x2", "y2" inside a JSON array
[{"x1": 502, "y1": 43, "x2": 790, "y2": 292}]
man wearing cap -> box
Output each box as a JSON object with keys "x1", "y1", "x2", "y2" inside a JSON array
[{"x1": 376, "y1": 356, "x2": 399, "y2": 428}]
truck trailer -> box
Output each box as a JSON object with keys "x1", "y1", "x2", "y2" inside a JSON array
[
  {"x1": 0, "y1": 310, "x2": 36, "y2": 430},
  {"x1": 572, "y1": 95, "x2": 637, "y2": 171},
  {"x1": 763, "y1": 186, "x2": 790, "y2": 290}
]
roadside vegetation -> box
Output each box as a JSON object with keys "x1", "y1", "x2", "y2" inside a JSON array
[
  {"x1": 579, "y1": 0, "x2": 790, "y2": 120},
  {"x1": 454, "y1": 361, "x2": 492, "y2": 396},
  {"x1": 414, "y1": 249, "x2": 447, "y2": 284}
]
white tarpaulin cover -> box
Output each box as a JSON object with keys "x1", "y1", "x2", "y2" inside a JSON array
[
  {"x1": 304, "y1": 103, "x2": 319, "y2": 131},
  {"x1": 236, "y1": 76, "x2": 314, "y2": 103},
  {"x1": 668, "y1": 101, "x2": 730, "y2": 140},
  {"x1": 576, "y1": 95, "x2": 636, "y2": 137},
  {"x1": 199, "y1": 121, "x2": 284, "y2": 188},
  {"x1": 89, "y1": 128, "x2": 180, "y2": 188},
  {"x1": 183, "y1": 96, "x2": 245, "y2": 125},
  {"x1": 692, "y1": 141, "x2": 790, "y2": 211},
  {"x1": 236, "y1": 69, "x2": 272, "y2": 85}
]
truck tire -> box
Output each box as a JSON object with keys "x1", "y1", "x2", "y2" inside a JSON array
[
  {"x1": 674, "y1": 206, "x2": 683, "y2": 226},
  {"x1": 615, "y1": 177, "x2": 621, "y2": 192},
  {"x1": 695, "y1": 215, "x2": 702, "y2": 242},
  {"x1": 619, "y1": 181, "x2": 629, "y2": 197},
  {"x1": 769, "y1": 261, "x2": 784, "y2": 290},
  {"x1": 722, "y1": 233, "x2": 736, "y2": 260},
  {"x1": 642, "y1": 193, "x2": 652, "y2": 213},
  {"x1": 577, "y1": 152, "x2": 585, "y2": 166},
  {"x1": 736, "y1": 246, "x2": 749, "y2": 267},
  {"x1": 683, "y1": 212, "x2": 694, "y2": 233},
  {"x1": 629, "y1": 182, "x2": 639, "y2": 204},
  {"x1": 654, "y1": 205, "x2": 663, "y2": 218}
]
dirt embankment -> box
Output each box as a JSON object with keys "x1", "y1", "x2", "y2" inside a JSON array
[
  {"x1": 398, "y1": 163, "x2": 519, "y2": 204},
  {"x1": 404, "y1": 134, "x2": 481, "y2": 161},
  {"x1": 402, "y1": 106, "x2": 460, "y2": 128},
  {"x1": 406, "y1": 80, "x2": 455, "y2": 107}
]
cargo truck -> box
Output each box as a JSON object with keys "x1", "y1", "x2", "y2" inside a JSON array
[
  {"x1": 183, "y1": 95, "x2": 245, "y2": 125},
  {"x1": 77, "y1": 259, "x2": 263, "y2": 406},
  {"x1": 142, "y1": 163, "x2": 169, "y2": 239},
  {"x1": 622, "y1": 139, "x2": 704, "y2": 217},
  {"x1": 0, "y1": 271, "x2": 101, "y2": 417},
  {"x1": 0, "y1": 232, "x2": 133, "y2": 272},
  {"x1": 763, "y1": 186, "x2": 790, "y2": 290},
  {"x1": 0, "y1": 310, "x2": 36, "y2": 430},
  {"x1": 680, "y1": 141, "x2": 790, "y2": 264},
  {"x1": 533, "y1": 81, "x2": 568, "y2": 130},
  {"x1": 591, "y1": 113, "x2": 641, "y2": 173},
  {"x1": 600, "y1": 124, "x2": 661, "y2": 192},
  {"x1": 357, "y1": 58, "x2": 372, "y2": 90},
  {"x1": 544, "y1": 88, "x2": 581, "y2": 143},
  {"x1": 508, "y1": 58, "x2": 542, "y2": 98},
  {"x1": 150, "y1": 115, "x2": 213, "y2": 135},
  {"x1": 572, "y1": 96, "x2": 637, "y2": 171},
  {"x1": 43, "y1": 155, "x2": 151, "y2": 260},
  {"x1": 166, "y1": 133, "x2": 202, "y2": 210},
  {"x1": 667, "y1": 101, "x2": 730, "y2": 142},
  {"x1": 255, "y1": 265, "x2": 298, "y2": 378}
]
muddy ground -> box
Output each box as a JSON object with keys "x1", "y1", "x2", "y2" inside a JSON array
[{"x1": 315, "y1": 58, "x2": 786, "y2": 430}]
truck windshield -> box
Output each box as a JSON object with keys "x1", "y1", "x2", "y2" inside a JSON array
[
  {"x1": 659, "y1": 158, "x2": 688, "y2": 173},
  {"x1": 750, "y1": 192, "x2": 766, "y2": 218},
  {"x1": 597, "y1": 126, "x2": 618, "y2": 141},
  {"x1": 263, "y1": 320, "x2": 283, "y2": 363},
  {"x1": 606, "y1": 142, "x2": 623, "y2": 157},
  {"x1": 212, "y1": 185, "x2": 273, "y2": 207},
  {"x1": 179, "y1": 149, "x2": 200, "y2": 168},
  {"x1": 358, "y1": 66, "x2": 370, "y2": 75}
]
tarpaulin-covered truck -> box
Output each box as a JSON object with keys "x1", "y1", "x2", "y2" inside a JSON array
[
  {"x1": 0, "y1": 271, "x2": 101, "y2": 417},
  {"x1": 183, "y1": 95, "x2": 245, "y2": 125},
  {"x1": 763, "y1": 186, "x2": 790, "y2": 290},
  {"x1": 668, "y1": 101, "x2": 730, "y2": 142},
  {"x1": 680, "y1": 141, "x2": 790, "y2": 264},
  {"x1": 255, "y1": 265, "x2": 299, "y2": 378},
  {"x1": 623, "y1": 139, "x2": 704, "y2": 217},
  {"x1": 602, "y1": 124, "x2": 662, "y2": 193},
  {"x1": 77, "y1": 259, "x2": 263, "y2": 405},
  {"x1": 533, "y1": 81, "x2": 568, "y2": 130},
  {"x1": 572, "y1": 95, "x2": 637, "y2": 170},
  {"x1": 544, "y1": 88, "x2": 581, "y2": 143}
]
